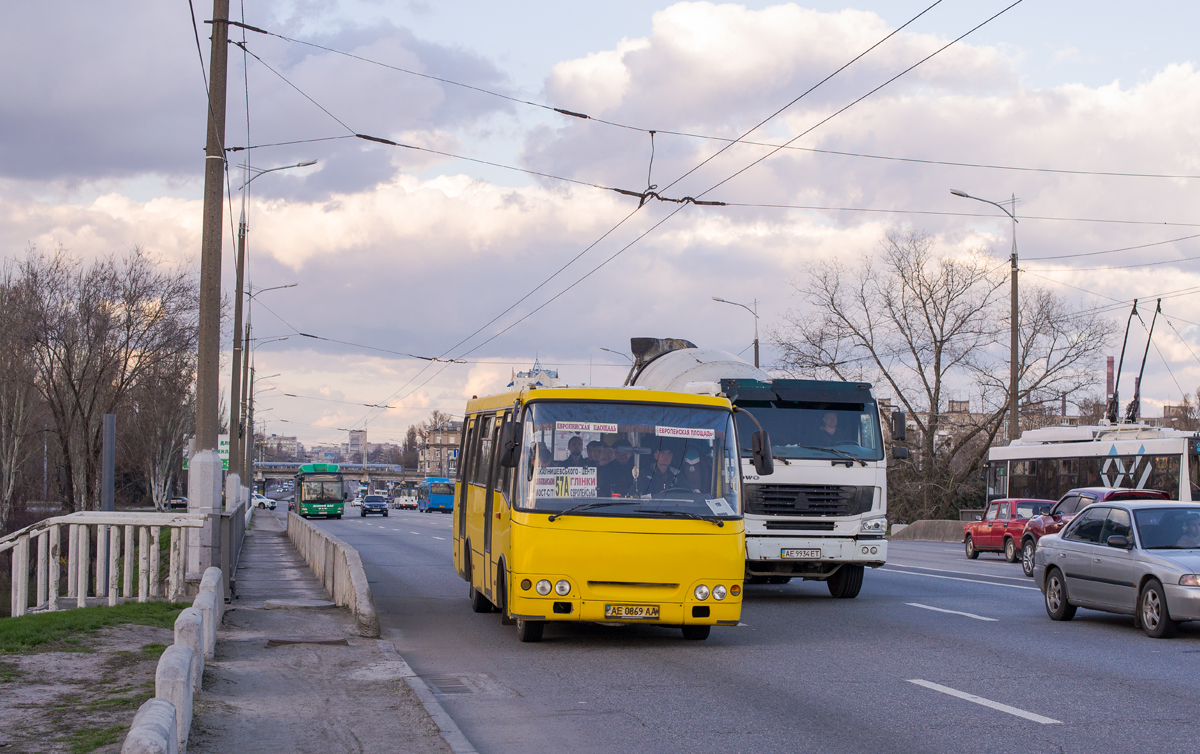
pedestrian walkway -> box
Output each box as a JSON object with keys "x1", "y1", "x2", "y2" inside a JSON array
[
  {"x1": 188, "y1": 509, "x2": 453, "y2": 754},
  {"x1": 232, "y1": 508, "x2": 331, "y2": 606}
]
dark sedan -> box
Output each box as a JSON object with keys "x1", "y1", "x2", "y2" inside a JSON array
[
  {"x1": 360, "y1": 494, "x2": 389, "y2": 517},
  {"x1": 1019, "y1": 487, "x2": 1170, "y2": 576}
]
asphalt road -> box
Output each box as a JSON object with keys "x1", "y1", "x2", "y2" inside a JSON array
[{"x1": 310, "y1": 509, "x2": 1200, "y2": 754}]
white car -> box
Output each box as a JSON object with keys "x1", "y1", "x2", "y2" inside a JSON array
[
  {"x1": 252, "y1": 493, "x2": 276, "y2": 510},
  {"x1": 351, "y1": 497, "x2": 362, "y2": 507}
]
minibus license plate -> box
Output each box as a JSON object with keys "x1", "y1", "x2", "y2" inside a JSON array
[
  {"x1": 605, "y1": 604, "x2": 659, "y2": 619},
  {"x1": 781, "y1": 548, "x2": 821, "y2": 559}
]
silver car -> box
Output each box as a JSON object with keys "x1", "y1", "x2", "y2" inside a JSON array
[{"x1": 1034, "y1": 500, "x2": 1200, "y2": 638}]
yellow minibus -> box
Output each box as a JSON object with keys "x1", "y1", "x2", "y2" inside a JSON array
[{"x1": 452, "y1": 385, "x2": 772, "y2": 642}]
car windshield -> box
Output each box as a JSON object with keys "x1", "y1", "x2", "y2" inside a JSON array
[
  {"x1": 364, "y1": 495, "x2": 385, "y2": 503},
  {"x1": 1134, "y1": 507, "x2": 1200, "y2": 549},
  {"x1": 516, "y1": 400, "x2": 741, "y2": 518},
  {"x1": 733, "y1": 400, "x2": 882, "y2": 461}
]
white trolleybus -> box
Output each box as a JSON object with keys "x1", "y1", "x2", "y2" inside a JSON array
[
  {"x1": 628, "y1": 338, "x2": 905, "y2": 599},
  {"x1": 985, "y1": 424, "x2": 1200, "y2": 503}
]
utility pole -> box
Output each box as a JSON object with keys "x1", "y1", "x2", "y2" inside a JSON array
[
  {"x1": 240, "y1": 322, "x2": 252, "y2": 492},
  {"x1": 228, "y1": 211, "x2": 246, "y2": 501},
  {"x1": 1008, "y1": 194, "x2": 1018, "y2": 443},
  {"x1": 190, "y1": 0, "x2": 231, "y2": 572}
]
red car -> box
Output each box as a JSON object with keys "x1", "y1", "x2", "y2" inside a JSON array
[
  {"x1": 964, "y1": 498, "x2": 1055, "y2": 563},
  {"x1": 1017, "y1": 486, "x2": 1171, "y2": 576}
]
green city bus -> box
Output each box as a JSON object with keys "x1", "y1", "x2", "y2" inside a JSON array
[{"x1": 294, "y1": 463, "x2": 346, "y2": 518}]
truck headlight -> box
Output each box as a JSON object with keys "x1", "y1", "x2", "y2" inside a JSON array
[{"x1": 861, "y1": 517, "x2": 887, "y2": 533}]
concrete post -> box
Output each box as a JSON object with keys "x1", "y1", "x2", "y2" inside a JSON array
[
  {"x1": 193, "y1": 590, "x2": 217, "y2": 660},
  {"x1": 174, "y1": 607, "x2": 205, "y2": 693},
  {"x1": 122, "y1": 698, "x2": 178, "y2": 754},
  {"x1": 154, "y1": 644, "x2": 194, "y2": 752},
  {"x1": 200, "y1": 566, "x2": 224, "y2": 623},
  {"x1": 187, "y1": 451, "x2": 223, "y2": 574}
]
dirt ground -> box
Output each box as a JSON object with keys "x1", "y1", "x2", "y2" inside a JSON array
[{"x1": 0, "y1": 623, "x2": 174, "y2": 753}]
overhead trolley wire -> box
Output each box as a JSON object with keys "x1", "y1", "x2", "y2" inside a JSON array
[{"x1": 225, "y1": 14, "x2": 1200, "y2": 182}]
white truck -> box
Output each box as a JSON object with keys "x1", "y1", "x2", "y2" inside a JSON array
[{"x1": 627, "y1": 338, "x2": 905, "y2": 598}]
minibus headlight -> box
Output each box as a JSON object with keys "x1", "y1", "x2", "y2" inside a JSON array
[
  {"x1": 713, "y1": 585, "x2": 727, "y2": 601},
  {"x1": 694, "y1": 584, "x2": 710, "y2": 601},
  {"x1": 536, "y1": 579, "x2": 552, "y2": 595},
  {"x1": 554, "y1": 579, "x2": 571, "y2": 596}
]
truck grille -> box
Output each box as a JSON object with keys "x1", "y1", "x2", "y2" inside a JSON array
[{"x1": 745, "y1": 484, "x2": 872, "y2": 517}]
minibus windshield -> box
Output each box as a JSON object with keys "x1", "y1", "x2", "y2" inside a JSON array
[{"x1": 516, "y1": 401, "x2": 741, "y2": 517}]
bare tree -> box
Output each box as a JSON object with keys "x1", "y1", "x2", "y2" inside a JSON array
[
  {"x1": 124, "y1": 356, "x2": 195, "y2": 510},
  {"x1": 772, "y1": 229, "x2": 1113, "y2": 522},
  {"x1": 0, "y1": 265, "x2": 39, "y2": 531},
  {"x1": 20, "y1": 246, "x2": 198, "y2": 511}
]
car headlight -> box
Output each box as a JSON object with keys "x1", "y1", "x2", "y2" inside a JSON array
[
  {"x1": 535, "y1": 579, "x2": 552, "y2": 595},
  {"x1": 713, "y1": 585, "x2": 727, "y2": 601},
  {"x1": 1180, "y1": 574, "x2": 1200, "y2": 587},
  {"x1": 694, "y1": 584, "x2": 710, "y2": 601},
  {"x1": 554, "y1": 579, "x2": 571, "y2": 596},
  {"x1": 861, "y1": 517, "x2": 887, "y2": 533}
]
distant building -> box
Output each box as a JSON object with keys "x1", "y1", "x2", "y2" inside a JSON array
[
  {"x1": 348, "y1": 429, "x2": 367, "y2": 459},
  {"x1": 306, "y1": 445, "x2": 341, "y2": 463},
  {"x1": 262, "y1": 435, "x2": 299, "y2": 460},
  {"x1": 508, "y1": 358, "x2": 560, "y2": 389},
  {"x1": 420, "y1": 421, "x2": 462, "y2": 478}
]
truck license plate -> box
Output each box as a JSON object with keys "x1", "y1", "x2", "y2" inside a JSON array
[
  {"x1": 781, "y1": 548, "x2": 822, "y2": 559},
  {"x1": 605, "y1": 604, "x2": 659, "y2": 619}
]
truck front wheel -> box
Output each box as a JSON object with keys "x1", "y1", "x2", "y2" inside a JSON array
[{"x1": 827, "y1": 564, "x2": 864, "y2": 599}]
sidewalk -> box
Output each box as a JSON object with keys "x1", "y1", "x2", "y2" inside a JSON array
[{"x1": 187, "y1": 509, "x2": 456, "y2": 753}]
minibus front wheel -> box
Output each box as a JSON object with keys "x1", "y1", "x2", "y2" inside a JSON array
[
  {"x1": 517, "y1": 619, "x2": 544, "y2": 643},
  {"x1": 681, "y1": 625, "x2": 710, "y2": 641}
]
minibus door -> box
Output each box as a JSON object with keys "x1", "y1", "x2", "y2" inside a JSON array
[{"x1": 483, "y1": 412, "x2": 505, "y2": 599}]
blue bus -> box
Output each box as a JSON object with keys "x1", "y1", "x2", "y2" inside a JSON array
[{"x1": 417, "y1": 477, "x2": 455, "y2": 513}]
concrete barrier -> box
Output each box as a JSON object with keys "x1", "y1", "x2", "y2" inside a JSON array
[
  {"x1": 287, "y1": 513, "x2": 380, "y2": 637},
  {"x1": 199, "y1": 566, "x2": 224, "y2": 624},
  {"x1": 887, "y1": 519, "x2": 967, "y2": 543},
  {"x1": 121, "y1": 698, "x2": 178, "y2": 754},
  {"x1": 154, "y1": 644, "x2": 194, "y2": 751},
  {"x1": 173, "y1": 608, "x2": 204, "y2": 693},
  {"x1": 193, "y1": 590, "x2": 217, "y2": 660}
]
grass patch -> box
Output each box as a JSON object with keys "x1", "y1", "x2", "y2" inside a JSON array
[
  {"x1": 140, "y1": 642, "x2": 166, "y2": 659},
  {"x1": 0, "y1": 657, "x2": 22, "y2": 682},
  {"x1": 0, "y1": 602, "x2": 189, "y2": 654},
  {"x1": 59, "y1": 724, "x2": 126, "y2": 754}
]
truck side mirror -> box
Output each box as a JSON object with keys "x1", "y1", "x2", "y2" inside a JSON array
[
  {"x1": 891, "y1": 446, "x2": 909, "y2": 460},
  {"x1": 751, "y1": 431, "x2": 774, "y2": 476},
  {"x1": 498, "y1": 421, "x2": 523, "y2": 468},
  {"x1": 891, "y1": 410, "x2": 906, "y2": 442}
]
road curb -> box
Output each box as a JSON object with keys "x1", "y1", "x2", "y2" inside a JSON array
[{"x1": 377, "y1": 640, "x2": 478, "y2": 754}]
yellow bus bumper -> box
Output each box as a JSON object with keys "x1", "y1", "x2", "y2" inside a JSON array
[{"x1": 508, "y1": 592, "x2": 741, "y2": 625}]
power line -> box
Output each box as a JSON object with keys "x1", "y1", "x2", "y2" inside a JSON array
[
  {"x1": 721, "y1": 201, "x2": 1200, "y2": 227},
  {"x1": 1026, "y1": 252, "x2": 1200, "y2": 273},
  {"x1": 232, "y1": 15, "x2": 1200, "y2": 183},
  {"x1": 1025, "y1": 233, "x2": 1200, "y2": 261}
]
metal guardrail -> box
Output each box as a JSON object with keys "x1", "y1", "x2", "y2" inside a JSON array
[{"x1": 2, "y1": 502, "x2": 251, "y2": 617}]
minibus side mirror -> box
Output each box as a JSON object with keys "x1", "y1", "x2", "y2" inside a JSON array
[
  {"x1": 498, "y1": 421, "x2": 523, "y2": 468},
  {"x1": 751, "y1": 431, "x2": 774, "y2": 476},
  {"x1": 891, "y1": 410, "x2": 906, "y2": 442}
]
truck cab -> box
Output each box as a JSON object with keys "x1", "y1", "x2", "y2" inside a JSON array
[{"x1": 627, "y1": 338, "x2": 891, "y2": 598}]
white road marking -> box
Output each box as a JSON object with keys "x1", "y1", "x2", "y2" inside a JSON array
[
  {"x1": 879, "y1": 568, "x2": 1040, "y2": 591},
  {"x1": 907, "y1": 679, "x2": 1060, "y2": 724},
  {"x1": 887, "y1": 562, "x2": 1031, "y2": 582},
  {"x1": 411, "y1": 532, "x2": 421, "y2": 535},
  {"x1": 906, "y1": 603, "x2": 998, "y2": 621},
  {"x1": 432, "y1": 536, "x2": 446, "y2": 540}
]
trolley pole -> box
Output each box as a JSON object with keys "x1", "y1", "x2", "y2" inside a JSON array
[{"x1": 190, "y1": 0, "x2": 231, "y2": 572}]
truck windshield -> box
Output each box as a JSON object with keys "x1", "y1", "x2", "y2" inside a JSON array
[
  {"x1": 516, "y1": 401, "x2": 741, "y2": 517},
  {"x1": 734, "y1": 401, "x2": 883, "y2": 461}
]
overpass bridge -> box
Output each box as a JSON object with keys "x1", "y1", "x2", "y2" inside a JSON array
[{"x1": 253, "y1": 463, "x2": 445, "y2": 486}]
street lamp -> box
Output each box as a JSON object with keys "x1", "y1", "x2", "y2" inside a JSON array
[
  {"x1": 712, "y1": 296, "x2": 760, "y2": 367},
  {"x1": 599, "y1": 347, "x2": 632, "y2": 363},
  {"x1": 244, "y1": 370, "x2": 281, "y2": 493},
  {"x1": 226, "y1": 159, "x2": 314, "y2": 506},
  {"x1": 951, "y1": 188, "x2": 1019, "y2": 441}
]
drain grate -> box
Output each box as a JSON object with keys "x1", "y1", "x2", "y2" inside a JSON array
[{"x1": 424, "y1": 676, "x2": 474, "y2": 695}]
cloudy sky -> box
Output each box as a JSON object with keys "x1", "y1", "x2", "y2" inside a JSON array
[{"x1": 5, "y1": 1, "x2": 1200, "y2": 447}]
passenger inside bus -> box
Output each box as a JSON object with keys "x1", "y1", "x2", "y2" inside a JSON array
[
  {"x1": 557, "y1": 435, "x2": 587, "y2": 468},
  {"x1": 678, "y1": 446, "x2": 710, "y2": 494},
  {"x1": 639, "y1": 447, "x2": 680, "y2": 496}
]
